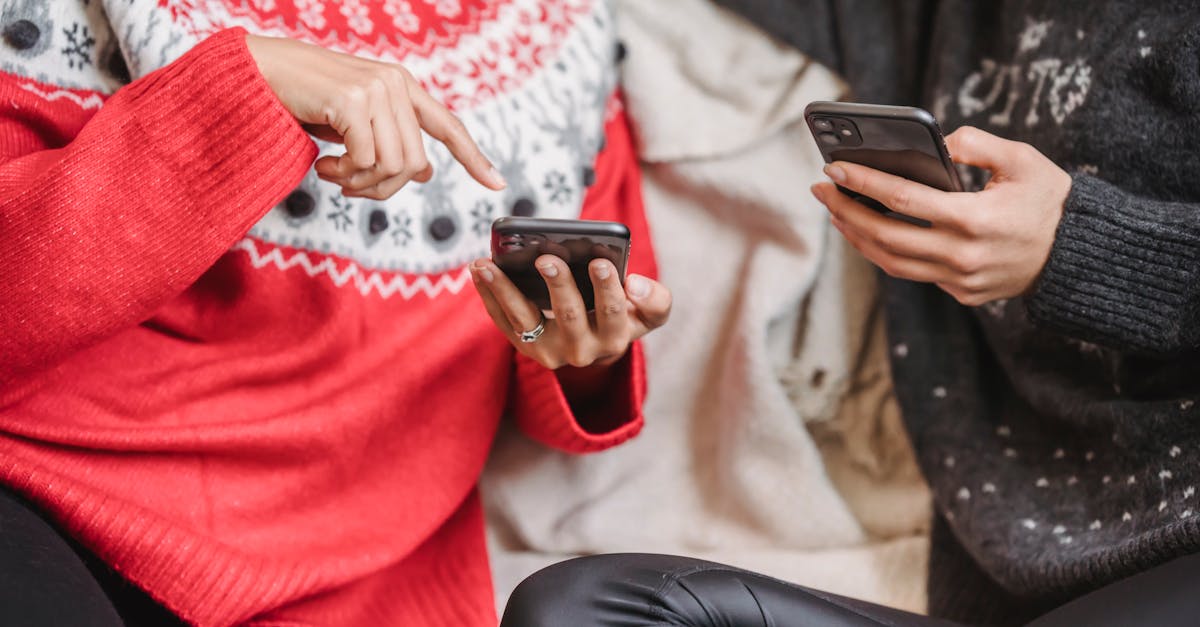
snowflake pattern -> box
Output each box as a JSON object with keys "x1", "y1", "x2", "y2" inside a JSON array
[
  {"x1": 390, "y1": 212, "x2": 414, "y2": 247},
  {"x1": 295, "y1": 0, "x2": 328, "y2": 30},
  {"x1": 470, "y1": 199, "x2": 495, "y2": 236},
  {"x1": 543, "y1": 170, "x2": 571, "y2": 204},
  {"x1": 341, "y1": 0, "x2": 374, "y2": 36},
  {"x1": 61, "y1": 23, "x2": 96, "y2": 70},
  {"x1": 541, "y1": 2, "x2": 571, "y2": 37},
  {"x1": 469, "y1": 56, "x2": 508, "y2": 95},
  {"x1": 384, "y1": 0, "x2": 422, "y2": 34},
  {"x1": 327, "y1": 195, "x2": 354, "y2": 232},
  {"x1": 432, "y1": 0, "x2": 463, "y2": 19},
  {"x1": 1017, "y1": 17, "x2": 1053, "y2": 53},
  {"x1": 204, "y1": 0, "x2": 617, "y2": 277},
  {"x1": 510, "y1": 35, "x2": 545, "y2": 75}
]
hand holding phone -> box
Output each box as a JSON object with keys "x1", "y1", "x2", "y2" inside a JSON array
[
  {"x1": 805, "y1": 102, "x2": 964, "y2": 225},
  {"x1": 804, "y1": 102, "x2": 1072, "y2": 307},
  {"x1": 491, "y1": 217, "x2": 631, "y2": 311},
  {"x1": 469, "y1": 217, "x2": 672, "y2": 371}
]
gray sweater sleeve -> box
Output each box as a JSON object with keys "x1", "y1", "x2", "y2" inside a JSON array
[{"x1": 1026, "y1": 174, "x2": 1200, "y2": 355}]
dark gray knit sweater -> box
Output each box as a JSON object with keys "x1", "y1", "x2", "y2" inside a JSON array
[{"x1": 718, "y1": 1, "x2": 1200, "y2": 624}]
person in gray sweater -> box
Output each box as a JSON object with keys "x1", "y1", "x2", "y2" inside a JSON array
[{"x1": 497, "y1": 2, "x2": 1200, "y2": 626}]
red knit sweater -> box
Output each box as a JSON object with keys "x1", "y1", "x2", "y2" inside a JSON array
[{"x1": 0, "y1": 2, "x2": 651, "y2": 625}]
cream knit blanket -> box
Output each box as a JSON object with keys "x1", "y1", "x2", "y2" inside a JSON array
[{"x1": 484, "y1": 0, "x2": 932, "y2": 615}]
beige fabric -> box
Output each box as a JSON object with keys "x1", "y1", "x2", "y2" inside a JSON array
[{"x1": 484, "y1": 0, "x2": 932, "y2": 616}]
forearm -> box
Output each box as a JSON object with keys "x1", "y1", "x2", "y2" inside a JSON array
[{"x1": 0, "y1": 28, "x2": 316, "y2": 386}]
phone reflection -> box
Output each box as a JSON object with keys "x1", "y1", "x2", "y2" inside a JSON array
[{"x1": 492, "y1": 232, "x2": 627, "y2": 311}]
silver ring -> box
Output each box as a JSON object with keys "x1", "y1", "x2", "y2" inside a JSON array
[{"x1": 519, "y1": 312, "x2": 547, "y2": 343}]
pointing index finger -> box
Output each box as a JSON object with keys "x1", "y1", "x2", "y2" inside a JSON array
[{"x1": 409, "y1": 84, "x2": 506, "y2": 190}]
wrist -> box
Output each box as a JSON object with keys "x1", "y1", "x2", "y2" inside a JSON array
[
  {"x1": 244, "y1": 34, "x2": 279, "y2": 92},
  {"x1": 555, "y1": 359, "x2": 620, "y2": 401}
]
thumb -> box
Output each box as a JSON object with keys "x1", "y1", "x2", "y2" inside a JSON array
[
  {"x1": 945, "y1": 126, "x2": 1035, "y2": 177},
  {"x1": 625, "y1": 274, "x2": 671, "y2": 334}
]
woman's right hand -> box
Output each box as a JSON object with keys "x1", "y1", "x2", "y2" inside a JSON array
[{"x1": 245, "y1": 34, "x2": 506, "y2": 200}]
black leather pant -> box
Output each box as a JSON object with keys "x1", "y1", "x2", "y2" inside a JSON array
[
  {"x1": 0, "y1": 485, "x2": 187, "y2": 626},
  {"x1": 500, "y1": 552, "x2": 1200, "y2": 627}
]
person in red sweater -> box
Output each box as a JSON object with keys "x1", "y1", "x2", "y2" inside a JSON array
[{"x1": 0, "y1": 1, "x2": 669, "y2": 625}]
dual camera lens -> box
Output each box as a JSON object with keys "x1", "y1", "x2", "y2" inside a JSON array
[{"x1": 810, "y1": 116, "x2": 862, "y2": 147}]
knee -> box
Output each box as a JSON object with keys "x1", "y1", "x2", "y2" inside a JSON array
[
  {"x1": 501, "y1": 553, "x2": 678, "y2": 627},
  {"x1": 500, "y1": 556, "x2": 606, "y2": 627}
]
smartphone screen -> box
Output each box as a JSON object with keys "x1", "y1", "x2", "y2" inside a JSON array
[{"x1": 491, "y1": 218, "x2": 631, "y2": 311}]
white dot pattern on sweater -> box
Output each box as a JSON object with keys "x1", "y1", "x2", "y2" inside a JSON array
[
  {"x1": 922, "y1": 51, "x2": 1200, "y2": 546},
  {"x1": 991, "y1": 426, "x2": 1197, "y2": 547},
  {"x1": 906, "y1": 15, "x2": 1200, "y2": 564}
]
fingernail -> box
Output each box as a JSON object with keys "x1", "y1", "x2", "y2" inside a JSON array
[
  {"x1": 537, "y1": 262, "x2": 558, "y2": 278},
  {"x1": 486, "y1": 166, "x2": 507, "y2": 189},
  {"x1": 473, "y1": 262, "x2": 494, "y2": 283},
  {"x1": 594, "y1": 262, "x2": 611, "y2": 280},
  {"x1": 628, "y1": 275, "x2": 650, "y2": 299},
  {"x1": 810, "y1": 184, "x2": 825, "y2": 203},
  {"x1": 824, "y1": 164, "x2": 846, "y2": 184}
]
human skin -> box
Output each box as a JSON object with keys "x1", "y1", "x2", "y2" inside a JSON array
[
  {"x1": 244, "y1": 33, "x2": 672, "y2": 370},
  {"x1": 811, "y1": 126, "x2": 1073, "y2": 307}
]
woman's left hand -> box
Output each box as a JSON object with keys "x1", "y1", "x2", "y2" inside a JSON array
[
  {"x1": 811, "y1": 126, "x2": 1072, "y2": 306},
  {"x1": 470, "y1": 256, "x2": 671, "y2": 369}
]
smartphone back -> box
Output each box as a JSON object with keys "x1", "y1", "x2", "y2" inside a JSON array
[
  {"x1": 491, "y1": 217, "x2": 630, "y2": 311},
  {"x1": 805, "y1": 102, "x2": 963, "y2": 220}
]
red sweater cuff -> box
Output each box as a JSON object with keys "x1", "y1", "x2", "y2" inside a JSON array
[
  {"x1": 0, "y1": 27, "x2": 315, "y2": 387},
  {"x1": 510, "y1": 342, "x2": 646, "y2": 453},
  {"x1": 121, "y1": 27, "x2": 318, "y2": 230}
]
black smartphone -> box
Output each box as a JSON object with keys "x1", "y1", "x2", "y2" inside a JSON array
[
  {"x1": 804, "y1": 101, "x2": 964, "y2": 225},
  {"x1": 491, "y1": 217, "x2": 631, "y2": 311}
]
